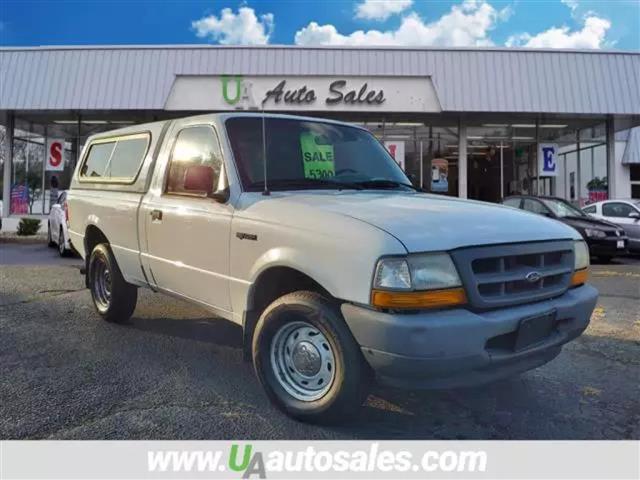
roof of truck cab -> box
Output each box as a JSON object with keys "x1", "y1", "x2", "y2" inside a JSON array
[{"x1": 86, "y1": 112, "x2": 369, "y2": 142}]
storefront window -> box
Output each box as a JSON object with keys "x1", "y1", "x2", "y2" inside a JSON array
[
  {"x1": 558, "y1": 122, "x2": 607, "y2": 206},
  {"x1": 363, "y1": 121, "x2": 459, "y2": 196},
  {"x1": 466, "y1": 120, "x2": 607, "y2": 204},
  {"x1": 6, "y1": 116, "x2": 141, "y2": 215}
]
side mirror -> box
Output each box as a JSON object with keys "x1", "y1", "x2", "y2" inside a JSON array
[
  {"x1": 629, "y1": 212, "x2": 640, "y2": 219},
  {"x1": 183, "y1": 165, "x2": 228, "y2": 203},
  {"x1": 184, "y1": 165, "x2": 214, "y2": 193}
]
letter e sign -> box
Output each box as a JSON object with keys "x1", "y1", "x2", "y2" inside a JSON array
[
  {"x1": 46, "y1": 139, "x2": 65, "y2": 171},
  {"x1": 538, "y1": 143, "x2": 558, "y2": 177}
]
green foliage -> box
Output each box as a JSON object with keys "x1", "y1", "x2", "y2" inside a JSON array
[
  {"x1": 16, "y1": 218, "x2": 41, "y2": 236},
  {"x1": 586, "y1": 176, "x2": 608, "y2": 190}
]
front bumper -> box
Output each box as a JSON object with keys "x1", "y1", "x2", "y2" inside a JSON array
[
  {"x1": 586, "y1": 236, "x2": 628, "y2": 256},
  {"x1": 341, "y1": 284, "x2": 598, "y2": 389}
]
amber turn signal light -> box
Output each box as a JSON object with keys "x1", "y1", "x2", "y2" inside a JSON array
[
  {"x1": 371, "y1": 287, "x2": 467, "y2": 309},
  {"x1": 570, "y1": 268, "x2": 589, "y2": 287}
]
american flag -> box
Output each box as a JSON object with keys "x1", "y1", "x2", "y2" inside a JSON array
[{"x1": 10, "y1": 184, "x2": 29, "y2": 214}]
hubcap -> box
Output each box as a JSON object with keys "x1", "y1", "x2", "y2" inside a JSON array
[
  {"x1": 270, "y1": 321, "x2": 336, "y2": 401},
  {"x1": 91, "y1": 257, "x2": 112, "y2": 311}
]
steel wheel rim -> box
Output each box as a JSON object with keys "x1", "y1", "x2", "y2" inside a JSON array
[
  {"x1": 92, "y1": 257, "x2": 112, "y2": 310},
  {"x1": 270, "y1": 321, "x2": 336, "y2": 401}
]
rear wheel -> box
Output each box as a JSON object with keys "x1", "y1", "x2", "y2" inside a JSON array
[
  {"x1": 88, "y1": 243, "x2": 137, "y2": 323},
  {"x1": 252, "y1": 291, "x2": 370, "y2": 423}
]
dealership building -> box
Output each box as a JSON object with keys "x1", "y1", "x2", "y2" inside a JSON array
[{"x1": 1, "y1": 44, "x2": 639, "y2": 217}]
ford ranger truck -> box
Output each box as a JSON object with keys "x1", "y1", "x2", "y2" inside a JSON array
[{"x1": 67, "y1": 113, "x2": 598, "y2": 423}]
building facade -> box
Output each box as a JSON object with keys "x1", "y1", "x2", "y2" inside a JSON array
[{"x1": 1, "y1": 45, "x2": 639, "y2": 216}]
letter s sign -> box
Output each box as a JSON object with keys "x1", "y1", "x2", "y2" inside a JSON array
[
  {"x1": 538, "y1": 143, "x2": 559, "y2": 177},
  {"x1": 46, "y1": 139, "x2": 65, "y2": 171}
]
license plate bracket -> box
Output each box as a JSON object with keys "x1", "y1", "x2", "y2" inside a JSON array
[{"x1": 513, "y1": 310, "x2": 557, "y2": 352}]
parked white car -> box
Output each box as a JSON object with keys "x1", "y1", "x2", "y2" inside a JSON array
[
  {"x1": 67, "y1": 113, "x2": 597, "y2": 423},
  {"x1": 48, "y1": 191, "x2": 72, "y2": 256},
  {"x1": 583, "y1": 199, "x2": 640, "y2": 252}
]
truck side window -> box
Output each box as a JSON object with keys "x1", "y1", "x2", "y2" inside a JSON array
[
  {"x1": 79, "y1": 134, "x2": 149, "y2": 181},
  {"x1": 80, "y1": 142, "x2": 116, "y2": 178},
  {"x1": 166, "y1": 126, "x2": 222, "y2": 196}
]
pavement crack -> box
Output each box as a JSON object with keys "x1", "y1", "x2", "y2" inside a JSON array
[{"x1": 0, "y1": 288, "x2": 85, "y2": 308}]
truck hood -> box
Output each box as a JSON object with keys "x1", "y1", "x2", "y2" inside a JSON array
[{"x1": 251, "y1": 191, "x2": 580, "y2": 252}]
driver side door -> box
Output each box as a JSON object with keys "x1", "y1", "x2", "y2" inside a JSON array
[{"x1": 141, "y1": 122, "x2": 233, "y2": 313}]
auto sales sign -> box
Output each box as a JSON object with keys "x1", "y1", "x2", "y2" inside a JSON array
[
  {"x1": 46, "y1": 139, "x2": 65, "y2": 172},
  {"x1": 165, "y1": 75, "x2": 442, "y2": 113}
]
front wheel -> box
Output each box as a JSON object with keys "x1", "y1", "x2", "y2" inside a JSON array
[
  {"x1": 252, "y1": 291, "x2": 370, "y2": 423},
  {"x1": 88, "y1": 243, "x2": 137, "y2": 323}
]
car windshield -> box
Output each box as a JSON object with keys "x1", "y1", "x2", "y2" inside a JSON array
[
  {"x1": 225, "y1": 117, "x2": 412, "y2": 192},
  {"x1": 540, "y1": 198, "x2": 586, "y2": 218}
]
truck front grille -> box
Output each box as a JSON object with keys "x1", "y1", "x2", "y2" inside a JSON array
[{"x1": 450, "y1": 241, "x2": 575, "y2": 310}]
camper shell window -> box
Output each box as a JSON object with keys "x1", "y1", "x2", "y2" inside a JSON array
[{"x1": 79, "y1": 133, "x2": 150, "y2": 182}]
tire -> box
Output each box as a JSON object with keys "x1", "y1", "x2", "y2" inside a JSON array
[
  {"x1": 58, "y1": 226, "x2": 68, "y2": 257},
  {"x1": 47, "y1": 223, "x2": 56, "y2": 248},
  {"x1": 252, "y1": 291, "x2": 370, "y2": 423},
  {"x1": 88, "y1": 243, "x2": 137, "y2": 323}
]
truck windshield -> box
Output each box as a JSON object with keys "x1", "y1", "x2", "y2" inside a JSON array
[{"x1": 225, "y1": 117, "x2": 412, "y2": 192}]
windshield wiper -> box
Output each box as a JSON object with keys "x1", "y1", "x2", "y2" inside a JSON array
[
  {"x1": 353, "y1": 179, "x2": 420, "y2": 191},
  {"x1": 246, "y1": 178, "x2": 364, "y2": 191}
]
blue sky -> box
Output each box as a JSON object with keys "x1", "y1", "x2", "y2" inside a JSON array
[{"x1": 1, "y1": 1, "x2": 638, "y2": 50}]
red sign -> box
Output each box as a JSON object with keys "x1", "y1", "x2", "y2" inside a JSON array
[{"x1": 46, "y1": 139, "x2": 65, "y2": 171}]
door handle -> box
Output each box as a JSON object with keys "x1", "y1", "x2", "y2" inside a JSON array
[{"x1": 150, "y1": 209, "x2": 163, "y2": 221}]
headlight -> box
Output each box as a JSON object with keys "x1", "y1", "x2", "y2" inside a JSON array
[
  {"x1": 372, "y1": 253, "x2": 466, "y2": 309},
  {"x1": 373, "y1": 257, "x2": 411, "y2": 290},
  {"x1": 571, "y1": 240, "x2": 590, "y2": 287},
  {"x1": 373, "y1": 253, "x2": 462, "y2": 291},
  {"x1": 574, "y1": 240, "x2": 590, "y2": 270},
  {"x1": 584, "y1": 228, "x2": 606, "y2": 238}
]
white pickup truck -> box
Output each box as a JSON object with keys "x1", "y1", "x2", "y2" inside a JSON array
[{"x1": 68, "y1": 113, "x2": 597, "y2": 422}]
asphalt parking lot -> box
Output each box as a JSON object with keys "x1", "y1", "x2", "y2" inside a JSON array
[{"x1": 1, "y1": 242, "x2": 638, "y2": 440}]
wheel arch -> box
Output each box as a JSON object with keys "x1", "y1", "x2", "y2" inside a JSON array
[
  {"x1": 83, "y1": 224, "x2": 110, "y2": 287},
  {"x1": 242, "y1": 265, "x2": 334, "y2": 361}
]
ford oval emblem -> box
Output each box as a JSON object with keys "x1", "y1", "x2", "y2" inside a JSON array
[{"x1": 525, "y1": 271, "x2": 542, "y2": 283}]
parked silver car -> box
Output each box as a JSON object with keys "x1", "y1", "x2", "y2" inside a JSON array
[
  {"x1": 48, "y1": 191, "x2": 72, "y2": 256},
  {"x1": 583, "y1": 199, "x2": 640, "y2": 252}
]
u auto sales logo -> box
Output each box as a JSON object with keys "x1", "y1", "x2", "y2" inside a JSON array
[{"x1": 221, "y1": 75, "x2": 386, "y2": 110}]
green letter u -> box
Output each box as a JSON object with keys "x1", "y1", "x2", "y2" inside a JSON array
[
  {"x1": 222, "y1": 75, "x2": 242, "y2": 105},
  {"x1": 228, "y1": 444, "x2": 252, "y2": 472}
]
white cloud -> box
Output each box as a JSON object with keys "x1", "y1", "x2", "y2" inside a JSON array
[
  {"x1": 355, "y1": 0, "x2": 413, "y2": 21},
  {"x1": 191, "y1": 7, "x2": 274, "y2": 45},
  {"x1": 561, "y1": 0, "x2": 579, "y2": 13},
  {"x1": 295, "y1": 0, "x2": 511, "y2": 47},
  {"x1": 505, "y1": 15, "x2": 611, "y2": 49}
]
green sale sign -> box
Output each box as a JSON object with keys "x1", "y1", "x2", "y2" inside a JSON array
[{"x1": 300, "y1": 132, "x2": 335, "y2": 179}]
